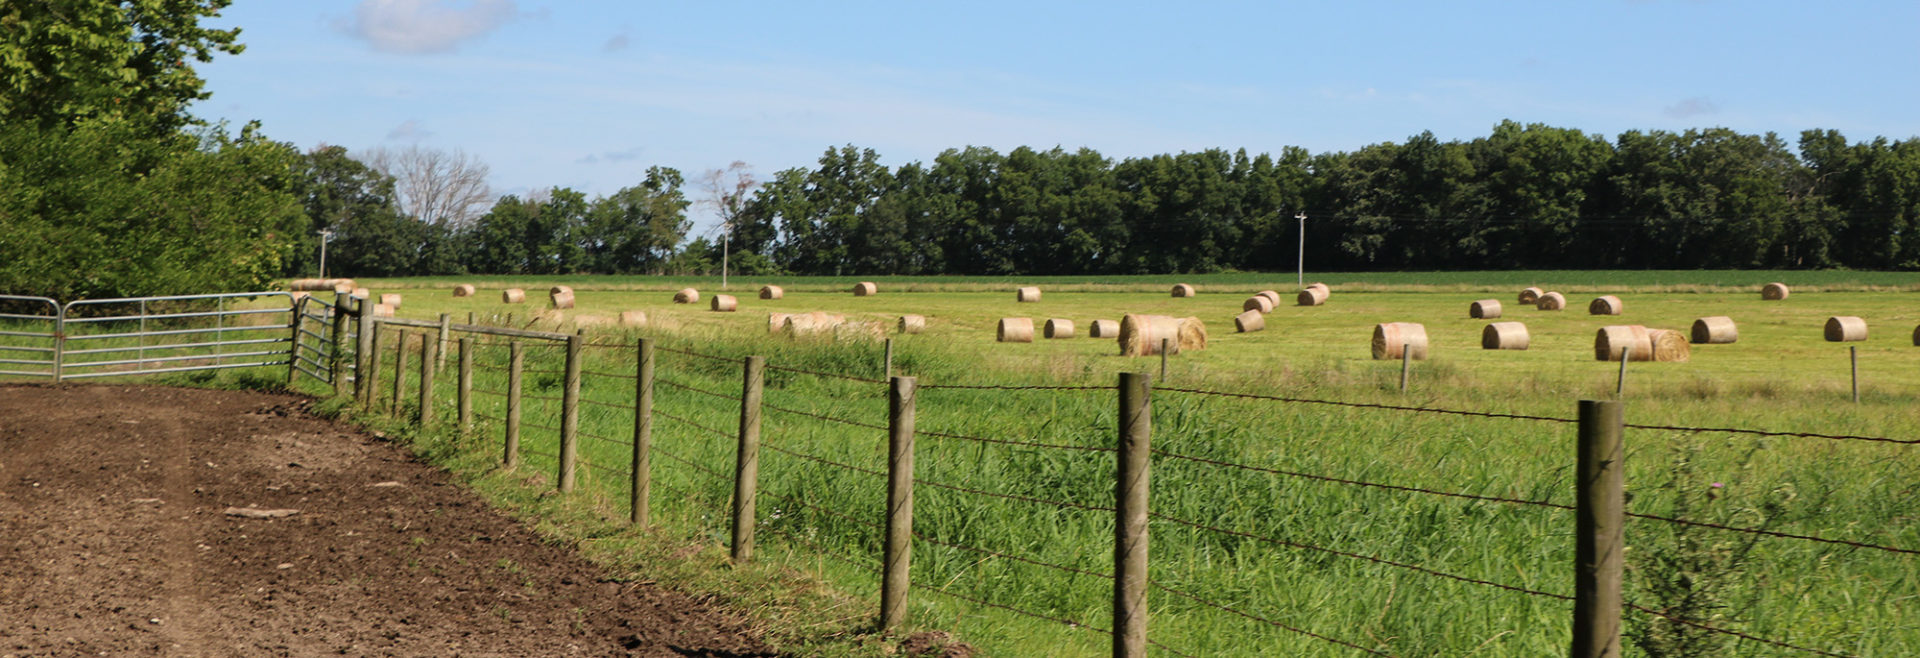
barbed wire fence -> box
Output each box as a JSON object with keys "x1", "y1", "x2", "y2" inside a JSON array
[{"x1": 345, "y1": 316, "x2": 1907, "y2": 657}]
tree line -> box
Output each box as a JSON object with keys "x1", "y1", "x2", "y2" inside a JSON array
[
  {"x1": 729, "y1": 125, "x2": 1920, "y2": 275},
  {"x1": 5, "y1": 3, "x2": 1918, "y2": 302}
]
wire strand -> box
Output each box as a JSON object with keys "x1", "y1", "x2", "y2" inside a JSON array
[
  {"x1": 765, "y1": 362, "x2": 884, "y2": 385},
  {"x1": 916, "y1": 427, "x2": 1115, "y2": 453},
  {"x1": 1156, "y1": 386, "x2": 1576, "y2": 424},
  {"x1": 1150, "y1": 580, "x2": 1396, "y2": 657},
  {"x1": 657, "y1": 377, "x2": 743, "y2": 403},
  {"x1": 1150, "y1": 512, "x2": 1573, "y2": 602},
  {"x1": 1623, "y1": 603, "x2": 1856, "y2": 657}
]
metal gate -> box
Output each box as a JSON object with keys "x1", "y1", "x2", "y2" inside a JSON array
[
  {"x1": 0, "y1": 295, "x2": 60, "y2": 378},
  {"x1": 59, "y1": 292, "x2": 299, "y2": 380}
]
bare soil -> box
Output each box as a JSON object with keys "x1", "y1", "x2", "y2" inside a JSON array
[{"x1": 0, "y1": 384, "x2": 776, "y2": 657}]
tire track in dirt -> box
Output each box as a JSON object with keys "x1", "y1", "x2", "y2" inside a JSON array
[{"x1": 1, "y1": 384, "x2": 777, "y2": 657}]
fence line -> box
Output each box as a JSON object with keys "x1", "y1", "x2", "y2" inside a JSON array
[
  {"x1": 657, "y1": 377, "x2": 743, "y2": 402},
  {"x1": 915, "y1": 427, "x2": 1116, "y2": 453},
  {"x1": 578, "y1": 397, "x2": 629, "y2": 413},
  {"x1": 1148, "y1": 580, "x2": 1395, "y2": 658},
  {"x1": 761, "y1": 441, "x2": 885, "y2": 479},
  {"x1": 1625, "y1": 422, "x2": 1917, "y2": 446},
  {"x1": 763, "y1": 402, "x2": 888, "y2": 432},
  {"x1": 1623, "y1": 604, "x2": 1856, "y2": 658},
  {"x1": 765, "y1": 362, "x2": 884, "y2": 385},
  {"x1": 1156, "y1": 385, "x2": 1579, "y2": 424},
  {"x1": 1149, "y1": 511, "x2": 1575, "y2": 602},
  {"x1": 309, "y1": 314, "x2": 1899, "y2": 657}
]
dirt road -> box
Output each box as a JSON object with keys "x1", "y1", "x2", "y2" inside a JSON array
[{"x1": 0, "y1": 384, "x2": 774, "y2": 657}]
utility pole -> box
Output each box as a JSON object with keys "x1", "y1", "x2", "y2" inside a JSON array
[
  {"x1": 317, "y1": 229, "x2": 334, "y2": 278},
  {"x1": 1295, "y1": 212, "x2": 1307, "y2": 288}
]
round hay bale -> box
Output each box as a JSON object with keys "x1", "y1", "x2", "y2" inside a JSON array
[
  {"x1": 1595, "y1": 325, "x2": 1653, "y2": 362},
  {"x1": 351, "y1": 287, "x2": 371, "y2": 299},
  {"x1": 332, "y1": 282, "x2": 356, "y2": 295},
  {"x1": 1015, "y1": 286, "x2": 1041, "y2": 303},
  {"x1": 550, "y1": 285, "x2": 572, "y2": 297},
  {"x1": 1535, "y1": 292, "x2": 1566, "y2": 311},
  {"x1": 1234, "y1": 309, "x2": 1266, "y2": 333},
  {"x1": 1243, "y1": 295, "x2": 1275, "y2": 314},
  {"x1": 1469, "y1": 299, "x2": 1502, "y2": 319},
  {"x1": 619, "y1": 310, "x2": 648, "y2": 327},
  {"x1": 287, "y1": 278, "x2": 325, "y2": 291},
  {"x1": 1170, "y1": 283, "x2": 1196, "y2": 298},
  {"x1": 1088, "y1": 319, "x2": 1119, "y2": 338},
  {"x1": 290, "y1": 291, "x2": 310, "y2": 303},
  {"x1": 759, "y1": 285, "x2": 784, "y2": 300},
  {"x1": 767, "y1": 313, "x2": 792, "y2": 334},
  {"x1": 997, "y1": 318, "x2": 1035, "y2": 343},
  {"x1": 1371, "y1": 323, "x2": 1429, "y2": 360},
  {"x1": 1825, "y1": 316, "x2": 1867, "y2": 342},
  {"x1": 379, "y1": 293, "x2": 403, "y2": 308},
  {"x1": 1044, "y1": 318, "x2": 1076, "y2": 339},
  {"x1": 1305, "y1": 282, "x2": 1329, "y2": 294},
  {"x1": 710, "y1": 294, "x2": 738, "y2": 312},
  {"x1": 852, "y1": 281, "x2": 878, "y2": 296},
  {"x1": 1176, "y1": 317, "x2": 1208, "y2": 352},
  {"x1": 673, "y1": 288, "x2": 700, "y2": 304},
  {"x1": 834, "y1": 321, "x2": 885, "y2": 342},
  {"x1": 1481, "y1": 322, "x2": 1529, "y2": 350},
  {"x1": 372, "y1": 303, "x2": 396, "y2": 317},
  {"x1": 1297, "y1": 287, "x2": 1329, "y2": 307},
  {"x1": 502, "y1": 288, "x2": 526, "y2": 304},
  {"x1": 1255, "y1": 290, "x2": 1281, "y2": 307},
  {"x1": 574, "y1": 314, "x2": 612, "y2": 329},
  {"x1": 784, "y1": 311, "x2": 845, "y2": 336},
  {"x1": 1118, "y1": 314, "x2": 1182, "y2": 356},
  {"x1": 1518, "y1": 287, "x2": 1543, "y2": 304},
  {"x1": 1761, "y1": 282, "x2": 1789, "y2": 301},
  {"x1": 898, "y1": 315, "x2": 925, "y2": 334},
  {"x1": 1588, "y1": 295, "x2": 1624, "y2": 316},
  {"x1": 1649, "y1": 330, "x2": 1692, "y2": 362},
  {"x1": 452, "y1": 284, "x2": 476, "y2": 297},
  {"x1": 549, "y1": 290, "x2": 574, "y2": 310},
  {"x1": 1690, "y1": 316, "x2": 1738, "y2": 344}
]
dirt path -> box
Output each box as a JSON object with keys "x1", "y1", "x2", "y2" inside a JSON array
[{"x1": 0, "y1": 384, "x2": 775, "y2": 657}]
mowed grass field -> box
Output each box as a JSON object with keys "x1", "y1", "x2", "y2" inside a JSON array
[{"x1": 332, "y1": 271, "x2": 1916, "y2": 656}]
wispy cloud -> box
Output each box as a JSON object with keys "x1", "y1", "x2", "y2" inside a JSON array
[
  {"x1": 577, "y1": 146, "x2": 647, "y2": 164},
  {"x1": 1663, "y1": 96, "x2": 1719, "y2": 119},
  {"x1": 603, "y1": 33, "x2": 631, "y2": 53},
  {"x1": 386, "y1": 119, "x2": 432, "y2": 141},
  {"x1": 341, "y1": 0, "x2": 521, "y2": 54}
]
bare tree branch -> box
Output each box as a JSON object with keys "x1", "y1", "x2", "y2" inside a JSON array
[{"x1": 359, "y1": 145, "x2": 494, "y2": 227}]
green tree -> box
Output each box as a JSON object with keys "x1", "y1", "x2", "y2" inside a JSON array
[
  {"x1": 581, "y1": 167, "x2": 690, "y2": 273},
  {"x1": 0, "y1": 0, "x2": 243, "y2": 135}
]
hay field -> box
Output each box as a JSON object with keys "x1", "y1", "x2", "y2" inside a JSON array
[{"x1": 339, "y1": 273, "x2": 1918, "y2": 656}]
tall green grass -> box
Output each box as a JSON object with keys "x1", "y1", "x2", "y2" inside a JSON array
[{"x1": 352, "y1": 315, "x2": 1915, "y2": 657}]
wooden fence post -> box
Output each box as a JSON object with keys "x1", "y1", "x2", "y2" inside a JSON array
[
  {"x1": 1399, "y1": 342, "x2": 1412, "y2": 392},
  {"x1": 881, "y1": 375, "x2": 919, "y2": 630},
  {"x1": 457, "y1": 337, "x2": 474, "y2": 433},
  {"x1": 883, "y1": 337, "x2": 894, "y2": 380},
  {"x1": 1616, "y1": 347, "x2": 1630, "y2": 398},
  {"x1": 436, "y1": 313, "x2": 451, "y2": 372},
  {"x1": 1115, "y1": 371, "x2": 1152, "y2": 658},
  {"x1": 418, "y1": 334, "x2": 437, "y2": 429},
  {"x1": 331, "y1": 292, "x2": 350, "y2": 398},
  {"x1": 505, "y1": 341, "x2": 523, "y2": 468},
  {"x1": 1572, "y1": 399, "x2": 1625, "y2": 658},
  {"x1": 731, "y1": 355, "x2": 765, "y2": 563},
  {"x1": 558, "y1": 333, "x2": 582, "y2": 492},
  {"x1": 390, "y1": 332, "x2": 409, "y2": 417},
  {"x1": 631, "y1": 338, "x2": 655, "y2": 526},
  {"x1": 356, "y1": 305, "x2": 376, "y2": 405}
]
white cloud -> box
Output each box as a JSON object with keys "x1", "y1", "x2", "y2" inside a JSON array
[
  {"x1": 386, "y1": 119, "x2": 432, "y2": 141},
  {"x1": 1664, "y1": 97, "x2": 1719, "y2": 119},
  {"x1": 343, "y1": 0, "x2": 519, "y2": 54},
  {"x1": 577, "y1": 146, "x2": 646, "y2": 164}
]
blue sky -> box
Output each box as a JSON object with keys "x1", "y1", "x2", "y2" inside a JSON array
[{"x1": 195, "y1": 1, "x2": 1920, "y2": 233}]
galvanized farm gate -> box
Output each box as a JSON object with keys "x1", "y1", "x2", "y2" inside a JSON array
[{"x1": 0, "y1": 291, "x2": 357, "y2": 388}]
